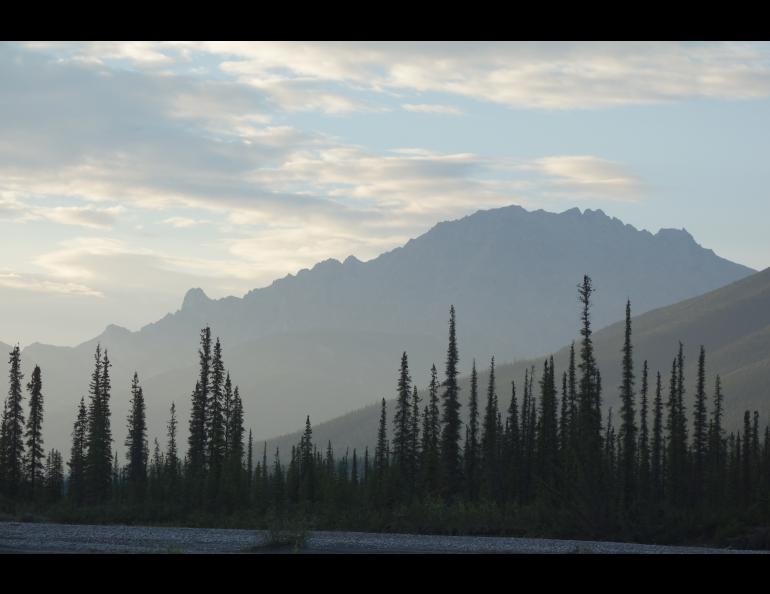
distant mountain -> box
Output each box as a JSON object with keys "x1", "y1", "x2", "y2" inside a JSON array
[
  {"x1": 13, "y1": 205, "x2": 754, "y2": 457},
  {"x1": 268, "y1": 266, "x2": 770, "y2": 460}
]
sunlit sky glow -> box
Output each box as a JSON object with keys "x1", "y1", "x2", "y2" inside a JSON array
[{"x1": 2, "y1": 41, "x2": 770, "y2": 346}]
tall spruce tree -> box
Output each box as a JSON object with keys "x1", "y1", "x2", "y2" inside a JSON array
[
  {"x1": 618, "y1": 300, "x2": 637, "y2": 511},
  {"x1": 166, "y1": 402, "x2": 179, "y2": 482},
  {"x1": 420, "y1": 364, "x2": 441, "y2": 497},
  {"x1": 464, "y1": 359, "x2": 480, "y2": 500},
  {"x1": 505, "y1": 379, "x2": 520, "y2": 502},
  {"x1": 692, "y1": 346, "x2": 708, "y2": 501},
  {"x1": 24, "y1": 365, "x2": 44, "y2": 498},
  {"x1": 392, "y1": 351, "x2": 412, "y2": 480},
  {"x1": 188, "y1": 327, "x2": 211, "y2": 477},
  {"x1": 538, "y1": 356, "x2": 559, "y2": 493},
  {"x1": 575, "y1": 276, "x2": 604, "y2": 529},
  {"x1": 207, "y1": 337, "x2": 226, "y2": 477},
  {"x1": 651, "y1": 371, "x2": 664, "y2": 503},
  {"x1": 2, "y1": 346, "x2": 25, "y2": 498},
  {"x1": 440, "y1": 305, "x2": 463, "y2": 500},
  {"x1": 410, "y1": 385, "x2": 421, "y2": 489},
  {"x1": 68, "y1": 397, "x2": 87, "y2": 505},
  {"x1": 708, "y1": 374, "x2": 725, "y2": 507},
  {"x1": 125, "y1": 372, "x2": 148, "y2": 503},
  {"x1": 638, "y1": 361, "x2": 651, "y2": 503},
  {"x1": 85, "y1": 345, "x2": 113, "y2": 503},
  {"x1": 481, "y1": 357, "x2": 499, "y2": 502}
]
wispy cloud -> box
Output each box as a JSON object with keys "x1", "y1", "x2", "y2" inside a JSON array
[
  {"x1": 0, "y1": 270, "x2": 103, "y2": 297},
  {"x1": 402, "y1": 103, "x2": 462, "y2": 115},
  {"x1": 530, "y1": 156, "x2": 644, "y2": 201}
]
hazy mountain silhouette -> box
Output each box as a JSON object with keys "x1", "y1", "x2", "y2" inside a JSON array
[
  {"x1": 268, "y1": 266, "x2": 770, "y2": 460},
  {"x1": 14, "y1": 205, "x2": 754, "y2": 456}
]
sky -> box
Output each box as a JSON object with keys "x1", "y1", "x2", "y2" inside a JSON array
[{"x1": 2, "y1": 41, "x2": 770, "y2": 347}]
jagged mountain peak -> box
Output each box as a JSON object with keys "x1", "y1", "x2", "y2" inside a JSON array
[{"x1": 181, "y1": 287, "x2": 210, "y2": 311}]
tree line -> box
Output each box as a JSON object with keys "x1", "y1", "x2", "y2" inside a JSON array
[{"x1": 1, "y1": 275, "x2": 769, "y2": 544}]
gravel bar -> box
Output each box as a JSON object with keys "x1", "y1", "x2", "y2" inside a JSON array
[{"x1": 0, "y1": 521, "x2": 766, "y2": 554}]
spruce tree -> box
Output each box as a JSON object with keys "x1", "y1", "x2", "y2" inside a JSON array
[
  {"x1": 68, "y1": 397, "x2": 87, "y2": 505},
  {"x1": 125, "y1": 372, "x2": 148, "y2": 503},
  {"x1": 85, "y1": 345, "x2": 113, "y2": 504},
  {"x1": 207, "y1": 337, "x2": 226, "y2": 478},
  {"x1": 464, "y1": 359, "x2": 480, "y2": 501},
  {"x1": 505, "y1": 380, "x2": 520, "y2": 502},
  {"x1": 374, "y1": 397, "x2": 389, "y2": 503},
  {"x1": 480, "y1": 357, "x2": 499, "y2": 502},
  {"x1": 2, "y1": 346, "x2": 25, "y2": 498},
  {"x1": 188, "y1": 327, "x2": 211, "y2": 478},
  {"x1": 440, "y1": 305, "x2": 463, "y2": 500},
  {"x1": 45, "y1": 449, "x2": 64, "y2": 503},
  {"x1": 692, "y1": 346, "x2": 708, "y2": 502},
  {"x1": 638, "y1": 361, "x2": 651, "y2": 503},
  {"x1": 392, "y1": 351, "x2": 412, "y2": 481},
  {"x1": 165, "y1": 402, "x2": 179, "y2": 483},
  {"x1": 223, "y1": 372, "x2": 233, "y2": 458},
  {"x1": 538, "y1": 356, "x2": 559, "y2": 493},
  {"x1": 651, "y1": 371, "x2": 664, "y2": 503},
  {"x1": 420, "y1": 364, "x2": 441, "y2": 498},
  {"x1": 708, "y1": 374, "x2": 725, "y2": 507},
  {"x1": 574, "y1": 276, "x2": 604, "y2": 530},
  {"x1": 618, "y1": 300, "x2": 637, "y2": 512},
  {"x1": 24, "y1": 364, "x2": 44, "y2": 498}
]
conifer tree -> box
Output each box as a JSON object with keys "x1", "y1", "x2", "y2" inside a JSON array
[
  {"x1": 207, "y1": 337, "x2": 226, "y2": 477},
  {"x1": 638, "y1": 361, "x2": 651, "y2": 503},
  {"x1": 166, "y1": 402, "x2": 179, "y2": 483},
  {"x1": 45, "y1": 449, "x2": 64, "y2": 503},
  {"x1": 374, "y1": 398, "x2": 389, "y2": 501},
  {"x1": 68, "y1": 397, "x2": 87, "y2": 505},
  {"x1": 223, "y1": 372, "x2": 233, "y2": 458},
  {"x1": 2, "y1": 346, "x2": 25, "y2": 497},
  {"x1": 480, "y1": 357, "x2": 499, "y2": 502},
  {"x1": 299, "y1": 415, "x2": 315, "y2": 502},
  {"x1": 85, "y1": 345, "x2": 113, "y2": 503},
  {"x1": 410, "y1": 385, "x2": 420, "y2": 488},
  {"x1": 618, "y1": 300, "x2": 637, "y2": 512},
  {"x1": 538, "y1": 356, "x2": 559, "y2": 493},
  {"x1": 504, "y1": 380, "x2": 520, "y2": 502},
  {"x1": 420, "y1": 364, "x2": 441, "y2": 497},
  {"x1": 24, "y1": 365, "x2": 44, "y2": 498},
  {"x1": 651, "y1": 371, "x2": 664, "y2": 503},
  {"x1": 575, "y1": 276, "x2": 604, "y2": 526},
  {"x1": 692, "y1": 346, "x2": 708, "y2": 501},
  {"x1": 351, "y1": 448, "x2": 359, "y2": 486},
  {"x1": 464, "y1": 359, "x2": 480, "y2": 500},
  {"x1": 125, "y1": 372, "x2": 148, "y2": 503},
  {"x1": 708, "y1": 374, "x2": 725, "y2": 507},
  {"x1": 188, "y1": 327, "x2": 211, "y2": 477},
  {"x1": 742, "y1": 410, "x2": 752, "y2": 505},
  {"x1": 392, "y1": 351, "x2": 412, "y2": 480},
  {"x1": 247, "y1": 429, "x2": 254, "y2": 496},
  {"x1": 440, "y1": 305, "x2": 463, "y2": 500}
]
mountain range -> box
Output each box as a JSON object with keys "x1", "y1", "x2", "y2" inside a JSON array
[{"x1": 9, "y1": 205, "x2": 755, "y2": 457}]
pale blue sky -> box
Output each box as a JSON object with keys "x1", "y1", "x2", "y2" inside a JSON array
[{"x1": 1, "y1": 41, "x2": 769, "y2": 345}]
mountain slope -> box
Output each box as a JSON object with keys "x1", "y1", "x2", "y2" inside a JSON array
[
  {"x1": 12, "y1": 205, "x2": 754, "y2": 456},
  {"x1": 267, "y1": 266, "x2": 770, "y2": 459}
]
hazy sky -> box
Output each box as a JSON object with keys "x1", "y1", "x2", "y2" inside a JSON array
[{"x1": 2, "y1": 41, "x2": 770, "y2": 346}]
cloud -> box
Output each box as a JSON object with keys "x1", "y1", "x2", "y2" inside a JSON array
[
  {"x1": 0, "y1": 270, "x2": 103, "y2": 297},
  {"x1": 23, "y1": 41, "x2": 770, "y2": 112},
  {"x1": 43, "y1": 205, "x2": 125, "y2": 229},
  {"x1": 402, "y1": 103, "x2": 462, "y2": 115},
  {"x1": 529, "y1": 156, "x2": 643, "y2": 201},
  {"x1": 163, "y1": 217, "x2": 206, "y2": 228}
]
